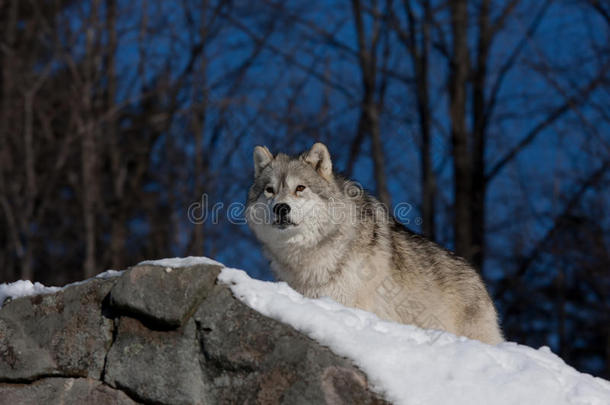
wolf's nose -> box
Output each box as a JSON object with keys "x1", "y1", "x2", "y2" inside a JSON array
[{"x1": 273, "y1": 203, "x2": 291, "y2": 218}]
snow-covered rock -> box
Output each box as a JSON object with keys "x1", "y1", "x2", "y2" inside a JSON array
[
  {"x1": 1, "y1": 256, "x2": 609, "y2": 405},
  {"x1": 219, "y1": 266, "x2": 610, "y2": 405},
  {"x1": 0, "y1": 258, "x2": 382, "y2": 404},
  {"x1": 0, "y1": 280, "x2": 61, "y2": 308},
  {"x1": 0, "y1": 269, "x2": 123, "y2": 308}
]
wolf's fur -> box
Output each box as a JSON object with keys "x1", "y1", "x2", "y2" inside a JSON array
[{"x1": 246, "y1": 142, "x2": 503, "y2": 344}]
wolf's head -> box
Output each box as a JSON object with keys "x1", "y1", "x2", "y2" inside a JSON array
[{"x1": 245, "y1": 142, "x2": 349, "y2": 249}]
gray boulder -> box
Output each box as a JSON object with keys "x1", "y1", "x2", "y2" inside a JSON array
[
  {"x1": 104, "y1": 317, "x2": 208, "y2": 405},
  {"x1": 0, "y1": 261, "x2": 387, "y2": 404},
  {"x1": 0, "y1": 279, "x2": 115, "y2": 381},
  {"x1": 194, "y1": 286, "x2": 386, "y2": 404},
  {"x1": 109, "y1": 263, "x2": 222, "y2": 328}
]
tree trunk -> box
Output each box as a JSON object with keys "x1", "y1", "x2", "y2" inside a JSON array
[
  {"x1": 351, "y1": 0, "x2": 391, "y2": 209},
  {"x1": 191, "y1": 91, "x2": 206, "y2": 257},
  {"x1": 449, "y1": 0, "x2": 472, "y2": 263},
  {"x1": 556, "y1": 267, "x2": 567, "y2": 360},
  {"x1": 191, "y1": 3, "x2": 211, "y2": 257},
  {"x1": 418, "y1": 0, "x2": 435, "y2": 240},
  {"x1": 105, "y1": 0, "x2": 126, "y2": 270},
  {"x1": 21, "y1": 92, "x2": 36, "y2": 281},
  {"x1": 82, "y1": 125, "x2": 97, "y2": 278},
  {"x1": 369, "y1": 105, "x2": 391, "y2": 208},
  {"x1": 471, "y1": 0, "x2": 491, "y2": 270},
  {"x1": 81, "y1": 1, "x2": 100, "y2": 278}
]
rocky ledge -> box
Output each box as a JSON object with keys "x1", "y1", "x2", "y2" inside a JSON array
[{"x1": 0, "y1": 261, "x2": 386, "y2": 404}]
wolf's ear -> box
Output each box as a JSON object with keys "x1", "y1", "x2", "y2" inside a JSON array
[
  {"x1": 304, "y1": 142, "x2": 333, "y2": 180},
  {"x1": 253, "y1": 146, "x2": 273, "y2": 178}
]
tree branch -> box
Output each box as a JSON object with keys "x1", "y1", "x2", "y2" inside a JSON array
[
  {"x1": 486, "y1": 67, "x2": 607, "y2": 182},
  {"x1": 495, "y1": 160, "x2": 610, "y2": 300}
]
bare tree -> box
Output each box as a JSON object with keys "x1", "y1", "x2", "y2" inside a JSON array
[
  {"x1": 391, "y1": 0, "x2": 436, "y2": 239},
  {"x1": 351, "y1": 0, "x2": 392, "y2": 208},
  {"x1": 447, "y1": 0, "x2": 472, "y2": 264}
]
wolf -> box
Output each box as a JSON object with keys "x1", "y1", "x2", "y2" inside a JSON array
[{"x1": 245, "y1": 142, "x2": 503, "y2": 344}]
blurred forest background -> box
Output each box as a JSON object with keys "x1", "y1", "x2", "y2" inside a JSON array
[{"x1": 1, "y1": 0, "x2": 609, "y2": 378}]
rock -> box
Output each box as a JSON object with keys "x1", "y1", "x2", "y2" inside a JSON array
[
  {"x1": 109, "y1": 263, "x2": 221, "y2": 329},
  {"x1": 0, "y1": 259, "x2": 387, "y2": 404},
  {"x1": 194, "y1": 286, "x2": 386, "y2": 404},
  {"x1": 103, "y1": 316, "x2": 207, "y2": 405},
  {"x1": 0, "y1": 316, "x2": 56, "y2": 381},
  {"x1": 0, "y1": 279, "x2": 115, "y2": 381},
  {"x1": 0, "y1": 378, "x2": 138, "y2": 405}
]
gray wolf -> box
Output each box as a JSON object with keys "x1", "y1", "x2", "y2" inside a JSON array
[{"x1": 245, "y1": 142, "x2": 503, "y2": 344}]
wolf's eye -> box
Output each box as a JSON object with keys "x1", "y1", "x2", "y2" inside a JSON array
[
  {"x1": 295, "y1": 185, "x2": 306, "y2": 193},
  {"x1": 265, "y1": 186, "x2": 274, "y2": 194}
]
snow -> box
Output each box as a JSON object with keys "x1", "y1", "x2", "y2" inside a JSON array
[
  {"x1": 218, "y1": 266, "x2": 610, "y2": 405},
  {"x1": 138, "y1": 256, "x2": 224, "y2": 268},
  {"x1": 94, "y1": 269, "x2": 125, "y2": 279},
  {"x1": 0, "y1": 280, "x2": 61, "y2": 308}
]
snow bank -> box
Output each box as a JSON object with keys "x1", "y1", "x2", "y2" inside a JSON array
[
  {"x1": 138, "y1": 256, "x2": 223, "y2": 268},
  {"x1": 219, "y1": 267, "x2": 610, "y2": 405}
]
